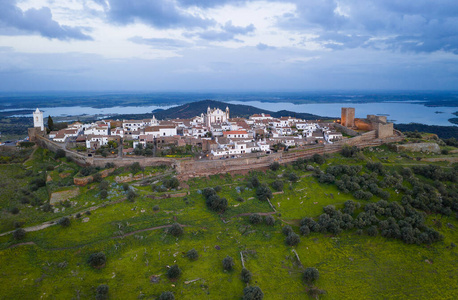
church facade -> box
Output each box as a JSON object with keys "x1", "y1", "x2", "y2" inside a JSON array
[{"x1": 204, "y1": 106, "x2": 229, "y2": 126}]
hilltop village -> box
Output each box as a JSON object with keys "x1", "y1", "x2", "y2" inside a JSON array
[{"x1": 30, "y1": 106, "x2": 394, "y2": 160}]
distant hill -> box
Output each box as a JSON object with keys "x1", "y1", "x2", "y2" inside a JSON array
[
  {"x1": 394, "y1": 123, "x2": 458, "y2": 139},
  {"x1": 151, "y1": 100, "x2": 330, "y2": 120}
]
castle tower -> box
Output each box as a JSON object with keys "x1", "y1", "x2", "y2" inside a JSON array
[
  {"x1": 33, "y1": 108, "x2": 44, "y2": 131},
  {"x1": 341, "y1": 107, "x2": 355, "y2": 128}
]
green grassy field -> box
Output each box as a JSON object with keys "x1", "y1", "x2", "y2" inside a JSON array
[{"x1": 0, "y1": 145, "x2": 457, "y2": 299}]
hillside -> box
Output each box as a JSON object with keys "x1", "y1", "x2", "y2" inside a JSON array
[
  {"x1": 151, "y1": 100, "x2": 329, "y2": 120},
  {"x1": 0, "y1": 142, "x2": 457, "y2": 299}
]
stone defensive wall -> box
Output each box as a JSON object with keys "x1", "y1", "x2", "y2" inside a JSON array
[{"x1": 35, "y1": 130, "x2": 403, "y2": 177}]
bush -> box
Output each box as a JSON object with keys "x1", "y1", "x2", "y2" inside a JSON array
[
  {"x1": 222, "y1": 256, "x2": 234, "y2": 271},
  {"x1": 130, "y1": 162, "x2": 143, "y2": 174},
  {"x1": 256, "y1": 185, "x2": 272, "y2": 201},
  {"x1": 153, "y1": 205, "x2": 160, "y2": 211},
  {"x1": 265, "y1": 215, "x2": 275, "y2": 226},
  {"x1": 164, "y1": 177, "x2": 180, "y2": 189},
  {"x1": 300, "y1": 225, "x2": 310, "y2": 236},
  {"x1": 100, "y1": 190, "x2": 108, "y2": 199},
  {"x1": 282, "y1": 225, "x2": 293, "y2": 236},
  {"x1": 92, "y1": 173, "x2": 102, "y2": 183},
  {"x1": 367, "y1": 225, "x2": 379, "y2": 237},
  {"x1": 241, "y1": 268, "x2": 252, "y2": 283},
  {"x1": 243, "y1": 286, "x2": 264, "y2": 300},
  {"x1": 13, "y1": 228, "x2": 26, "y2": 240},
  {"x1": 341, "y1": 145, "x2": 360, "y2": 157},
  {"x1": 270, "y1": 162, "x2": 280, "y2": 171},
  {"x1": 186, "y1": 248, "x2": 198, "y2": 260},
  {"x1": 271, "y1": 180, "x2": 283, "y2": 191},
  {"x1": 214, "y1": 185, "x2": 222, "y2": 193},
  {"x1": 58, "y1": 217, "x2": 71, "y2": 227},
  {"x1": 168, "y1": 223, "x2": 183, "y2": 237},
  {"x1": 303, "y1": 267, "x2": 319, "y2": 284},
  {"x1": 158, "y1": 291, "x2": 175, "y2": 300},
  {"x1": 96, "y1": 284, "x2": 109, "y2": 300},
  {"x1": 287, "y1": 172, "x2": 299, "y2": 182},
  {"x1": 88, "y1": 252, "x2": 106, "y2": 268},
  {"x1": 122, "y1": 183, "x2": 129, "y2": 191},
  {"x1": 285, "y1": 232, "x2": 300, "y2": 246},
  {"x1": 75, "y1": 212, "x2": 81, "y2": 219},
  {"x1": 205, "y1": 194, "x2": 228, "y2": 212},
  {"x1": 249, "y1": 213, "x2": 262, "y2": 224},
  {"x1": 127, "y1": 190, "x2": 137, "y2": 202},
  {"x1": 167, "y1": 265, "x2": 181, "y2": 279},
  {"x1": 10, "y1": 207, "x2": 19, "y2": 215},
  {"x1": 99, "y1": 180, "x2": 109, "y2": 190},
  {"x1": 54, "y1": 149, "x2": 66, "y2": 159}
]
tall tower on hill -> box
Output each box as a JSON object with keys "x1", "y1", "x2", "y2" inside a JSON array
[
  {"x1": 33, "y1": 108, "x2": 44, "y2": 131},
  {"x1": 341, "y1": 107, "x2": 355, "y2": 128}
]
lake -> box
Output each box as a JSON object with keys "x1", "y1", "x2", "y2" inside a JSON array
[{"x1": 1, "y1": 101, "x2": 457, "y2": 126}]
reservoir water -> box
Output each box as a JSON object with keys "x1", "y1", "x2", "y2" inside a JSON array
[{"x1": 2, "y1": 102, "x2": 457, "y2": 126}]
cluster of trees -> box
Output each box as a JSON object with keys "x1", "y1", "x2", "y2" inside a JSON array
[
  {"x1": 412, "y1": 165, "x2": 457, "y2": 182},
  {"x1": 341, "y1": 145, "x2": 360, "y2": 158},
  {"x1": 134, "y1": 143, "x2": 155, "y2": 156},
  {"x1": 202, "y1": 188, "x2": 228, "y2": 212},
  {"x1": 300, "y1": 200, "x2": 443, "y2": 245},
  {"x1": 282, "y1": 225, "x2": 300, "y2": 246},
  {"x1": 292, "y1": 154, "x2": 326, "y2": 171},
  {"x1": 249, "y1": 214, "x2": 275, "y2": 226},
  {"x1": 167, "y1": 223, "x2": 183, "y2": 237}
]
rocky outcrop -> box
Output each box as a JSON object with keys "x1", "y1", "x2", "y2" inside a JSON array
[
  {"x1": 49, "y1": 188, "x2": 80, "y2": 204},
  {"x1": 395, "y1": 143, "x2": 440, "y2": 154},
  {"x1": 73, "y1": 168, "x2": 115, "y2": 186}
]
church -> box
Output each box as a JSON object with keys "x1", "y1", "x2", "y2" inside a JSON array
[{"x1": 204, "y1": 106, "x2": 230, "y2": 126}]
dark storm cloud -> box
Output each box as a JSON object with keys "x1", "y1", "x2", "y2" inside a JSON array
[
  {"x1": 105, "y1": 0, "x2": 214, "y2": 29},
  {"x1": 197, "y1": 21, "x2": 255, "y2": 42},
  {"x1": 0, "y1": 0, "x2": 92, "y2": 40},
  {"x1": 129, "y1": 36, "x2": 191, "y2": 48},
  {"x1": 277, "y1": 0, "x2": 458, "y2": 54}
]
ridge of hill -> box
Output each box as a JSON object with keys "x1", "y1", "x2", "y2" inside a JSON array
[{"x1": 151, "y1": 100, "x2": 330, "y2": 120}]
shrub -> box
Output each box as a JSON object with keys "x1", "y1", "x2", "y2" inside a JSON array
[
  {"x1": 202, "y1": 188, "x2": 216, "y2": 199},
  {"x1": 241, "y1": 268, "x2": 252, "y2": 283},
  {"x1": 99, "y1": 180, "x2": 109, "y2": 190},
  {"x1": 167, "y1": 265, "x2": 181, "y2": 279},
  {"x1": 92, "y1": 173, "x2": 102, "y2": 183},
  {"x1": 75, "y1": 213, "x2": 81, "y2": 219},
  {"x1": 354, "y1": 190, "x2": 373, "y2": 200},
  {"x1": 214, "y1": 185, "x2": 222, "y2": 193},
  {"x1": 243, "y1": 286, "x2": 264, "y2": 300},
  {"x1": 164, "y1": 177, "x2": 180, "y2": 189},
  {"x1": 367, "y1": 225, "x2": 378, "y2": 237},
  {"x1": 287, "y1": 172, "x2": 299, "y2": 182},
  {"x1": 312, "y1": 153, "x2": 325, "y2": 164},
  {"x1": 100, "y1": 190, "x2": 108, "y2": 199},
  {"x1": 105, "y1": 162, "x2": 115, "y2": 169},
  {"x1": 96, "y1": 284, "x2": 109, "y2": 300},
  {"x1": 270, "y1": 162, "x2": 280, "y2": 171},
  {"x1": 343, "y1": 200, "x2": 356, "y2": 215},
  {"x1": 256, "y1": 185, "x2": 272, "y2": 201},
  {"x1": 88, "y1": 252, "x2": 106, "y2": 268},
  {"x1": 265, "y1": 215, "x2": 275, "y2": 226},
  {"x1": 271, "y1": 180, "x2": 283, "y2": 191},
  {"x1": 249, "y1": 213, "x2": 262, "y2": 224},
  {"x1": 13, "y1": 228, "x2": 26, "y2": 240},
  {"x1": 168, "y1": 223, "x2": 183, "y2": 237},
  {"x1": 341, "y1": 145, "x2": 360, "y2": 157},
  {"x1": 130, "y1": 162, "x2": 143, "y2": 174},
  {"x1": 10, "y1": 207, "x2": 19, "y2": 215},
  {"x1": 303, "y1": 267, "x2": 319, "y2": 284},
  {"x1": 222, "y1": 256, "x2": 234, "y2": 271},
  {"x1": 186, "y1": 248, "x2": 198, "y2": 260},
  {"x1": 122, "y1": 183, "x2": 130, "y2": 191},
  {"x1": 285, "y1": 232, "x2": 300, "y2": 246},
  {"x1": 85, "y1": 210, "x2": 91, "y2": 215},
  {"x1": 58, "y1": 217, "x2": 71, "y2": 227},
  {"x1": 42, "y1": 203, "x2": 53, "y2": 212},
  {"x1": 158, "y1": 291, "x2": 175, "y2": 300},
  {"x1": 236, "y1": 197, "x2": 245, "y2": 202},
  {"x1": 153, "y1": 205, "x2": 160, "y2": 211},
  {"x1": 282, "y1": 225, "x2": 293, "y2": 236},
  {"x1": 54, "y1": 149, "x2": 66, "y2": 159},
  {"x1": 127, "y1": 190, "x2": 137, "y2": 202},
  {"x1": 300, "y1": 225, "x2": 310, "y2": 236}
]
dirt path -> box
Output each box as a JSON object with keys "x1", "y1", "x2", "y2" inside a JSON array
[
  {"x1": 112, "y1": 223, "x2": 190, "y2": 239},
  {"x1": 228, "y1": 212, "x2": 276, "y2": 219},
  {"x1": 0, "y1": 197, "x2": 127, "y2": 237},
  {"x1": 7, "y1": 241, "x2": 36, "y2": 249}
]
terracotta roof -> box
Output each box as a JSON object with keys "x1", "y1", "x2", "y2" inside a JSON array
[{"x1": 223, "y1": 130, "x2": 248, "y2": 135}]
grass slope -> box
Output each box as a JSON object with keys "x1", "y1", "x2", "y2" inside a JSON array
[{"x1": 0, "y1": 145, "x2": 457, "y2": 299}]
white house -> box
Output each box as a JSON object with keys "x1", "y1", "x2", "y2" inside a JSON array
[
  {"x1": 144, "y1": 125, "x2": 177, "y2": 137},
  {"x1": 223, "y1": 130, "x2": 249, "y2": 139}
]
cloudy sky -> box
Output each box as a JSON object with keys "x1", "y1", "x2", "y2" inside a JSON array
[{"x1": 0, "y1": 0, "x2": 458, "y2": 91}]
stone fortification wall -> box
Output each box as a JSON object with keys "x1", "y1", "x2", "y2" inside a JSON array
[
  {"x1": 375, "y1": 123, "x2": 394, "y2": 139},
  {"x1": 92, "y1": 157, "x2": 178, "y2": 168},
  {"x1": 334, "y1": 123, "x2": 359, "y2": 137},
  {"x1": 36, "y1": 135, "x2": 90, "y2": 166},
  {"x1": 394, "y1": 143, "x2": 440, "y2": 154},
  {"x1": 33, "y1": 129, "x2": 403, "y2": 177},
  {"x1": 354, "y1": 119, "x2": 373, "y2": 131}
]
